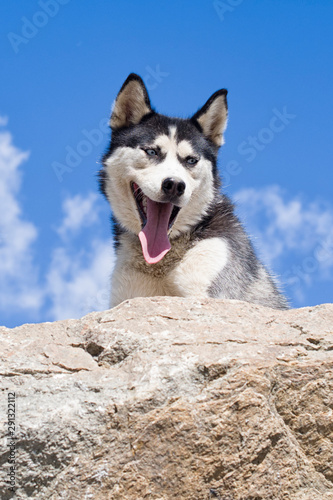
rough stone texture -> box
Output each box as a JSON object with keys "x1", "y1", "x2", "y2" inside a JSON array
[{"x1": 1, "y1": 297, "x2": 333, "y2": 499}]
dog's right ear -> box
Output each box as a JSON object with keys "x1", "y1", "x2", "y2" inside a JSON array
[{"x1": 110, "y1": 74, "x2": 152, "y2": 130}]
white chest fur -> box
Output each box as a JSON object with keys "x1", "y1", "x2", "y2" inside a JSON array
[{"x1": 110, "y1": 233, "x2": 229, "y2": 306}]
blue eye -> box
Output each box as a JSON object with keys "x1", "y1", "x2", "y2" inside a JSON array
[
  {"x1": 186, "y1": 156, "x2": 199, "y2": 165},
  {"x1": 145, "y1": 148, "x2": 157, "y2": 156}
]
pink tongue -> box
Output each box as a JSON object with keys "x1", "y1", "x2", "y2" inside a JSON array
[{"x1": 138, "y1": 198, "x2": 173, "y2": 264}]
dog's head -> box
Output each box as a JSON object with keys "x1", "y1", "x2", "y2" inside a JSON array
[{"x1": 100, "y1": 73, "x2": 228, "y2": 264}]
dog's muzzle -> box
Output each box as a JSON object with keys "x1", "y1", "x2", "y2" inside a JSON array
[{"x1": 131, "y1": 182, "x2": 182, "y2": 264}]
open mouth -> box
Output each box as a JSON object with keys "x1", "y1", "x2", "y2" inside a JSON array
[
  {"x1": 131, "y1": 182, "x2": 180, "y2": 230},
  {"x1": 131, "y1": 182, "x2": 181, "y2": 264}
]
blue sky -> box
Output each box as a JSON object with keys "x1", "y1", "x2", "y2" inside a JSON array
[{"x1": 0, "y1": 0, "x2": 332, "y2": 328}]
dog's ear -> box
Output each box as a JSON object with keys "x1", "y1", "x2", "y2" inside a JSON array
[
  {"x1": 110, "y1": 74, "x2": 152, "y2": 130},
  {"x1": 191, "y1": 89, "x2": 228, "y2": 147}
]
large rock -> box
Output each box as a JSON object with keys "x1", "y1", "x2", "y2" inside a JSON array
[{"x1": 1, "y1": 297, "x2": 333, "y2": 499}]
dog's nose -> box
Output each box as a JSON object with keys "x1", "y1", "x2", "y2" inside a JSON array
[{"x1": 161, "y1": 177, "x2": 186, "y2": 197}]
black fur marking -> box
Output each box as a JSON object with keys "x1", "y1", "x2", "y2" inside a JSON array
[
  {"x1": 194, "y1": 195, "x2": 261, "y2": 294},
  {"x1": 174, "y1": 122, "x2": 219, "y2": 181},
  {"x1": 111, "y1": 215, "x2": 125, "y2": 250},
  {"x1": 98, "y1": 168, "x2": 108, "y2": 198}
]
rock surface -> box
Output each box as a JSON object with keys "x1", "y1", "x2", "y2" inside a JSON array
[{"x1": 1, "y1": 297, "x2": 333, "y2": 499}]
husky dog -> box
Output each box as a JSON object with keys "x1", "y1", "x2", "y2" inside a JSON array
[{"x1": 100, "y1": 73, "x2": 288, "y2": 309}]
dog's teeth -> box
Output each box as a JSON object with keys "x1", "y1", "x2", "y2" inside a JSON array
[{"x1": 142, "y1": 196, "x2": 147, "y2": 214}]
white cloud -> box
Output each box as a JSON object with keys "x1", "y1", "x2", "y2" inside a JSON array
[
  {"x1": 0, "y1": 116, "x2": 8, "y2": 127},
  {"x1": 235, "y1": 185, "x2": 333, "y2": 260},
  {"x1": 0, "y1": 119, "x2": 116, "y2": 323},
  {"x1": 47, "y1": 191, "x2": 116, "y2": 320},
  {"x1": 0, "y1": 126, "x2": 43, "y2": 312},
  {"x1": 57, "y1": 192, "x2": 101, "y2": 239},
  {"x1": 234, "y1": 185, "x2": 333, "y2": 297},
  {"x1": 46, "y1": 237, "x2": 115, "y2": 321}
]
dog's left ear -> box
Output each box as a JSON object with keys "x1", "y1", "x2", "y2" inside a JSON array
[
  {"x1": 110, "y1": 73, "x2": 152, "y2": 130},
  {"x1": 191, "y1": 89, "x2": 228, "y2": 147}
]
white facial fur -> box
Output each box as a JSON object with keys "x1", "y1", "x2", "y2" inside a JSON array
[{"x1": 104, "y1": 126, "x2": 216, "y2": 238}]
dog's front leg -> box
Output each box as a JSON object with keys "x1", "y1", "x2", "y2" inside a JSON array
[{"x1": 167, "y1": 237, "x2": 229, "y2": 298}]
